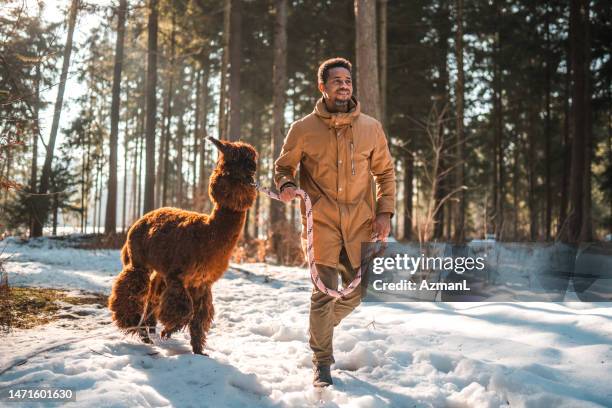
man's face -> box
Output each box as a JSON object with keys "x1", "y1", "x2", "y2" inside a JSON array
[{"x1": 319, "y1": 67, "x2": 353, "y2": 109}]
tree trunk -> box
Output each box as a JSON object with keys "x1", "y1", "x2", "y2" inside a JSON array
[
  {"x1": 81, "y1": 131, "x2": 91, "y2": 233},
  {"x1": 156, "y1": 85, "x2": 168, "y2": 207},
  {"x1": 566, "y1": 0, "x2": 588, "y2": 243},
  {"x1": 198, "y1": 64, "x2": 210, "y2": 211},
  {"x1": 378, "y1": 0, "x2": 387, "y2": 128},
  {"x1": 270, "y1": 0, "x2": 287, "y2": 227},
  {"x1": 247, "y1": 110, "x2": 263, "y2": 241},
  {"x1": 96, "y1": 161, "x2": 103, "y2": 233},
  {"x1": 177, "y1": 115, "x2": 185, "y2": 207},
  {"x1": 254, "y1": 188, "x2": 261, "y2": 238},
  {"x1": 492, "y1": 0, "x2": 504, "y2": 239},
  {"x1": 580, "y1": 2, "x2": 593, "y2": 242},
  {"x1": 559, "y1": 47, "x2": 571, "y2": 235},
  {"x1": 161, "y1": 92, "x2": 172, "y2": 207},
  {"x1": 192, "y1": 69, "x2": 201, "y2": 205},
  {"x1": 609, "y1": 105, "x2": 612, "y2": 236},
  {"x1": 143, "y1": 0, "x2": 158, "y2": 213},
  {"x1": 1, "y1": 151, "x2": 12, "y2": 209},
  {"x1": 445, "y1": 195, "x2": 453, "y2": 240},
  {"x1": 227, "y1": 0, "x2": 242, "y2": 141},
  {"x1": 432, "y1": 3, "x2": 450, "y2": 241},
  {"x1": 255, "y1": 119, "x2": 263, "y2": 238},
  {"x1": 122, "y1": 96, "x2": 130, "y2": 232},
  {"x1": 93, "y1": 158, "x2": 99, "y2": 233},
  {"x1": 544, "y1": 2, "x2": 552, "y2": 240},
  {"x1": 137, "y1": 109, "x2": 145, "y2": 218},
  {"x1": 354, "y1": 0, "x2": 381, "y2": 120},
  {"x1": 433, "y1": 161, "x2": 446, "y2": 240},
  {"x1": 132, "y1": 113, "x2": 141, "y2": 222},
  {"x1": 513, "y1": 134, "x2": 520, "y2": 239},
  {"x1": 403, "y1": 154, "x2": 413, "y2": 240},
  {"x1": 218, "y1": 0, "x2": 231, "y2": 140},
  {"x1": 160, "y1": 11, "x2": 176, "y2": 208},
  {"x1": 52, "y1": 189, "x2": 59, "y2": 236},
  {"x1": 105, "y1": 0, "x2": 127, "y2": 235},
  {"x1": 454, "y1": 0, "x2": 465, "y2": 242},
  {"x1": 29, "y1": 64, "x2": 41, "y2": 237},
  {"x1": 528, "y1": 99, "x2": 538, "y2": 241},
  {"x1": 32, "y1": 0, "x2": 79, "y2": 237}
]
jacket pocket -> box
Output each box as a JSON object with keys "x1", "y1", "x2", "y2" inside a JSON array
[
  {"x1": 351, "y1": 141, "x2": 372, "y2": 178},
  {"x1": 361, "y1": 199, "x2": 375, "y2": 227}
]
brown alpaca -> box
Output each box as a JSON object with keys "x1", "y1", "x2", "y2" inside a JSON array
[{"x1": 108, "y1": 137, "x2": 257, "y2": 354}]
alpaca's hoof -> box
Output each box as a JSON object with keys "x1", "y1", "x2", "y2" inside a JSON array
[
  {"x1": 193, "y1": 350, "x2": 209, "y2": 356},
  {"x1": 138, "y1": 327, "x2": 155, "y2": 344},
  {"x1": 160, "y1": 329, "x2": 173, "y2": 339},
  {"x1": 139, "y1": 333, "x2": 153, "y2": 344}
]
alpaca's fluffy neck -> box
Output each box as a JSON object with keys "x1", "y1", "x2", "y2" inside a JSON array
[{"x1": 209, "y1": 204, "x2": 247, "y2": 245}]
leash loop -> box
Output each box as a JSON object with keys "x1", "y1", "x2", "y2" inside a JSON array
[{"x1": 255, "y1": 183, "x2": 376, "y2": 299}]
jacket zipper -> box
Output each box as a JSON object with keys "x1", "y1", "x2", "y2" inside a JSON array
[{"x1": 350, "y1": 141, "x2": 356, "y2": 175}]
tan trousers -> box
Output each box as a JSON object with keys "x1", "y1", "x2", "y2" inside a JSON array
[{"x1": 309, "y1": 247, "x2": 362, "y2": 366}]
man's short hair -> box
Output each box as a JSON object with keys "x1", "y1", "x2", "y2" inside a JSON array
[{"x1": 317, "y1": 58, "x2": 352, "y2": 84}]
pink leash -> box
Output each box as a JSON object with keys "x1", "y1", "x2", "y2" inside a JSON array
[{"x1": 255, "y1": 183, "x2": 367, "y2": 299}]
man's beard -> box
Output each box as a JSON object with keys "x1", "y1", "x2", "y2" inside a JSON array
[{"x1": 334, "y1": 98, "x2": 349, "y2": 107}]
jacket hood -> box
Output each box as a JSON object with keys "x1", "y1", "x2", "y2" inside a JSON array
[{"x1": 314, "y1": 96, "x2": 360, "y2": 128}]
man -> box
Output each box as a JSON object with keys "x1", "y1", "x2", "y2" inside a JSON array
[{"x1": 274, "y1": 57, "x2": 396, "y2": 387}]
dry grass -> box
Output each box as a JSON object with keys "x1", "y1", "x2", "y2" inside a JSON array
[
  {"x1": 232, "y1": 237, "x2": 267, "y2": 264},
  {"x1": 0, "y1": 269, "x2": 10, "y2": 333},
  {"x1": 0, "y1": 235, "x2": 111, "y2": 333},
  {"x1": 0, "y1": 286, "x2": 107, "y2": 331},
  {"x1": 73, "y1": 233, "x2": 127, "y2": 250},
  {"x1": 231, "y1": 221, "x2": 304, "y2": 266},
  {"x1": 0, "y1": 245, "x2": 11, "y2": 333}
]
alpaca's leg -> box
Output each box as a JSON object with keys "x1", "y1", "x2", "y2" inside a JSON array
[
  {"x1": 158, "y1": 276, "x2": 193, "y2": 339},
  {"x1": 108, "y1": 264, "x2": 150, "y2": 335},
  {"x1": 138, "y1": 312, "x2": 157, "y2": 344},
  {"x1": 189, "y1": 285, "x2": 214, "y2": 355},
  {"x1": 137, "y1": 276, "x2": 163, "y2": 344},
  {"x1": 147, "y1": 274, "x2": 165, "y2": 330}
]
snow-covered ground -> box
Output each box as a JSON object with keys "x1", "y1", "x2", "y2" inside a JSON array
[{"x1": 0, "y1": 237, "x2": 611, "y2": 407}]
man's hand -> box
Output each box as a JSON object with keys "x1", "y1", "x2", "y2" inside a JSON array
[
  {"x1": 372, "y1": 213, "x2": 391, "y2": 241},
  {"x1": 279, "y1": 186, "x2": 297, "y2": 202}
]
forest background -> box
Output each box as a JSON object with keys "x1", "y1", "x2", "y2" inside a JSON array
[{"x1": 1, "y1": 0, "x2": 611, "y2": 263}]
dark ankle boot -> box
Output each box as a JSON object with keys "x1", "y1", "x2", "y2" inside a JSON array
[{"x1": 313, "y1": 364, "x2": 333, "y2": 387}]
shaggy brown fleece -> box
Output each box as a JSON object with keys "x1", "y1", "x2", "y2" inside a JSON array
[{"x1": 108, "y1": 137, "x2": 257, "y2": 354}]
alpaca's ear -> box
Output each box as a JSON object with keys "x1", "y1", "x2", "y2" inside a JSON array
[{"x1": 207, "y1": 136, "x2": 227, "y2": 155}]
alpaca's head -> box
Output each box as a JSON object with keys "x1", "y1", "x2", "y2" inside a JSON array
[{"x1": 207, "y1": 137, "x2": 258, "y2": 212}]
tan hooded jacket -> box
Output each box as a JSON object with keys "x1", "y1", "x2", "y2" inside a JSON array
[{"x1": 274, "y1": 97, "x2": 396, "y2": 269}]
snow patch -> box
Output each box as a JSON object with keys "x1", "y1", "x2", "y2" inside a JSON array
[{"x1": 1, "y1": 237, "x2": 610, "y2": 407}]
